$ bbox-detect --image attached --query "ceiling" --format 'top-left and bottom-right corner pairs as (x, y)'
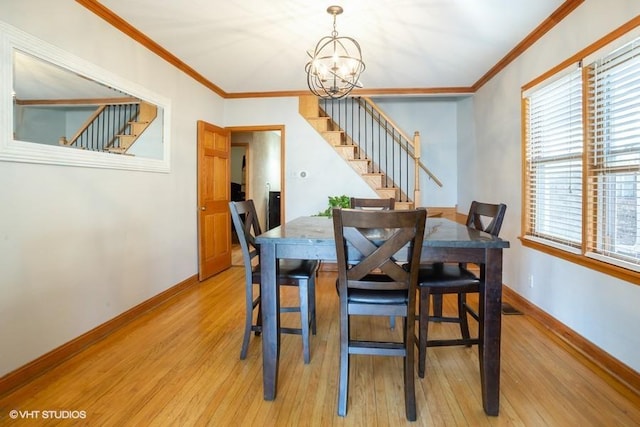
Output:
(89, 0), (571, 96)
(14, 50), (130, 102)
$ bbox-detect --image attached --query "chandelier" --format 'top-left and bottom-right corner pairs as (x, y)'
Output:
(305, 6), (365, 99)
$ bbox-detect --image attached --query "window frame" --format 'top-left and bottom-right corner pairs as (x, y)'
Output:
(520, 16), (640, 285)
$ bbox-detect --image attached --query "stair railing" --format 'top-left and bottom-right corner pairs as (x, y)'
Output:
(64, 103), (140, 153)
(320, 96), (442, 204)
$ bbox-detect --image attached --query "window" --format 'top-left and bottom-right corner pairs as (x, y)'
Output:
(585, 40), (640, 267)
(524, 67), (583, 250)
(523, 31), (640, 280)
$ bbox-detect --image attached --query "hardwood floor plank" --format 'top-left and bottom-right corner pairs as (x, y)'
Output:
(1, 269), (639, 426)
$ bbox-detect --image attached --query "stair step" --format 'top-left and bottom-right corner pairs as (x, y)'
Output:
(307, 117), (331, 132)
(362, 173), (384, 188)
(138, 101), (158, 122)
(105, 147), (133, 155)
(348, 159), (370, 174)
(334, 145), (357, 160)
(129, 122), (150, 131)
(299, 95), (320, 117)
(322, 131), (343, 146)
(376, 187), (399, 199)
(116, 134), (137, 149)
(395, 201), (415, 210)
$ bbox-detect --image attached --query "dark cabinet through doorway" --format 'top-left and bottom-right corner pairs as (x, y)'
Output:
(267, 191), (281, 230)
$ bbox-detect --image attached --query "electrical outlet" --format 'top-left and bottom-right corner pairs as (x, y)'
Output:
(529, 275), (534, 288)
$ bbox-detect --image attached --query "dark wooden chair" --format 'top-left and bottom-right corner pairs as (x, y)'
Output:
(349, 197), (397, 328)
(416, 201), (506, 377)
(349, 197), (395, 210)
(333, 207), (426, 421)
(229, 200), (319, 364)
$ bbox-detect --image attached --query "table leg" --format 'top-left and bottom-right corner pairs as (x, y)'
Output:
(261, 241), (280, 400)
(480, 248), (502, 415)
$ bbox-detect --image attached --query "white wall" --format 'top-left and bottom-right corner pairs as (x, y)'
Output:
(0, 1), (224, 376)
(467, 0), (640, 371)
(456, 96), (476, 212)
(372, 97), (459, 207)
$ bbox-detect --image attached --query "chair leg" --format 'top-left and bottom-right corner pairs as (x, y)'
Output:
(310, 275), (317, 335)
(404, 315), (417, 421)
(240, 279), (256, 360)
(255, 297), (262, 335)
(418, 287), (431, 378)
(432, 294), (443, 319)
(458, 292), (471, 346)
(338, 310), (349, 416)
(299, 279), (311, 364)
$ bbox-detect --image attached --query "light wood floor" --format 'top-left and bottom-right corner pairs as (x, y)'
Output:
(1, 267), (639, 426)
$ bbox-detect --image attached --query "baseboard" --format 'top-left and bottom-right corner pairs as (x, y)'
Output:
(0, 274), (199, 396)
(502, 285), (640, 397)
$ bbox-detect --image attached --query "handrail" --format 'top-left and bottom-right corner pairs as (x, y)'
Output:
(67, 105), (106, 146)
(319, 96), (443, 205)
(358, 97), (443, 187)
(64, 103), (140, 153)
(361, 97), (415, 150)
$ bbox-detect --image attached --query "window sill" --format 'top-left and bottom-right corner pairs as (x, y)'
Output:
(519, 236), (640, 286)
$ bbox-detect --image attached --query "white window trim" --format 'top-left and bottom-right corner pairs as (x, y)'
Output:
(522, 235), (582, 255)
(586, 252), (640, 273)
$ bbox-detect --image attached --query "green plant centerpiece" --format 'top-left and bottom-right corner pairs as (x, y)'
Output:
(317, 195), (350, 217)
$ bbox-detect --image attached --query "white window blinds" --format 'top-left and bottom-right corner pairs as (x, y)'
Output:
(524, 67), (583, 248)
(585, 38), (640, 267)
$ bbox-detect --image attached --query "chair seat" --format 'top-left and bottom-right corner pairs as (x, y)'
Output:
(348, 289), (408, 304)
(418, 264), (479, 290)
(253, 259), (319, 283)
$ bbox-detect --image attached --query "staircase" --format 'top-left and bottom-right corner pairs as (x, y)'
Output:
(299, 95), (441, 209)
(107, 101), (157, 154)
(61, 100), (157, 155)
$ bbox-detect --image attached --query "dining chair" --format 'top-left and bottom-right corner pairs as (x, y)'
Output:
(349, 197), (398, 329)
(333, 207), (426, 421)
(349, 197), (395, 210)
(416, 201), (507, 377)
(229, 200), (319, 364)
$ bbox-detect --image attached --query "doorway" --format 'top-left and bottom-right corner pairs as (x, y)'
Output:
(229, 125), (284, 230)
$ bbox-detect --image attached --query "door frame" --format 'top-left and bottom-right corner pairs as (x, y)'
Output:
(228, 125), (285, 223)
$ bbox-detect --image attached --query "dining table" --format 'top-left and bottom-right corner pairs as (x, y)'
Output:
(255, 215), (510, 416)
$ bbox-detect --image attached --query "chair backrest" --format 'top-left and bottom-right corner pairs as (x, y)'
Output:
(333, 208), (426, 293)
(350, 197), (395, 211)
(466, 201), (507, 237)
(229, 200), (262, 274)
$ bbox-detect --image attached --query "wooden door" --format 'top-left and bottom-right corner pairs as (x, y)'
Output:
(197, 120), (231, 280)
